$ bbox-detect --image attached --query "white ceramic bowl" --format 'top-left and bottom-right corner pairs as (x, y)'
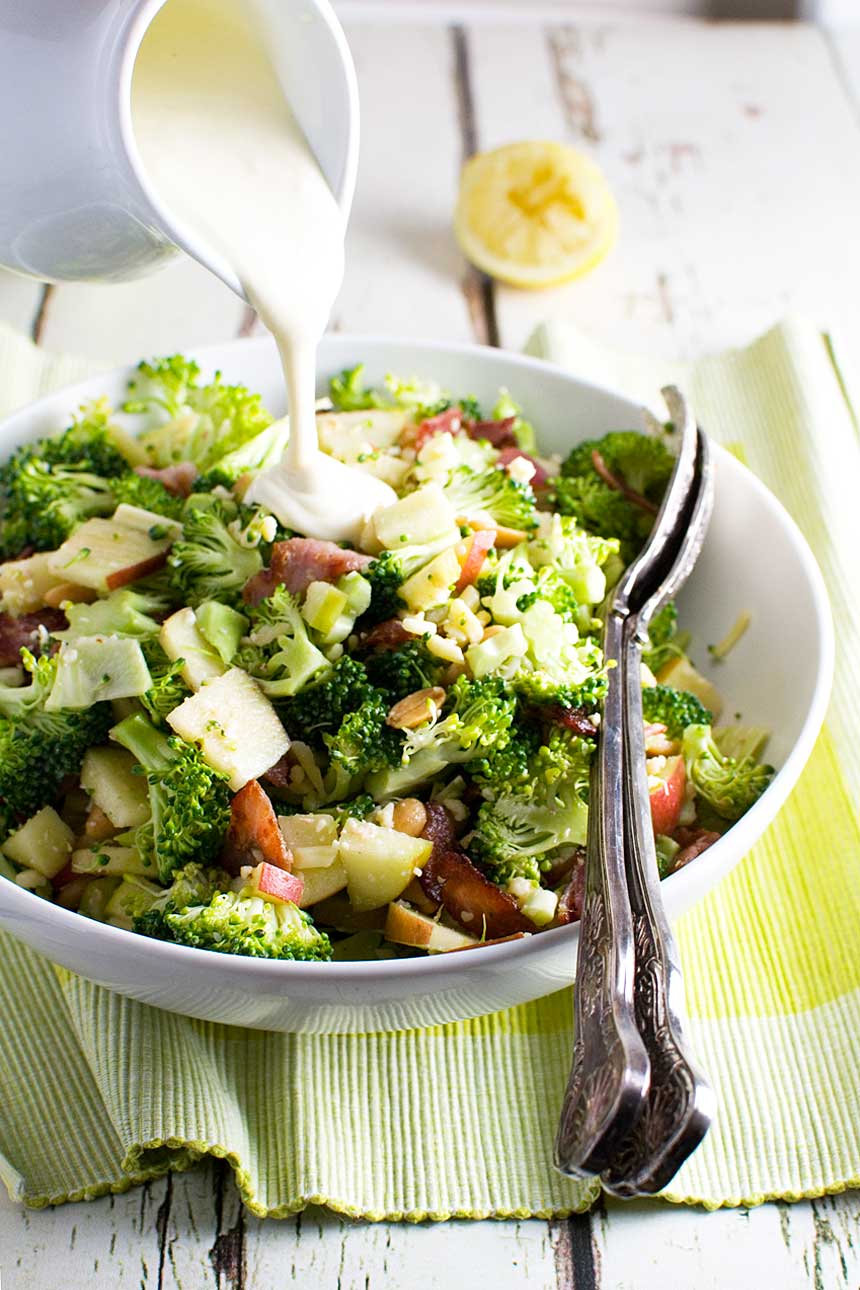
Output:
(0, 336), (834, 1033)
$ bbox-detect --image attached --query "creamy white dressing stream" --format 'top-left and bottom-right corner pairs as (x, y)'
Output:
(132, 0), (395, 543)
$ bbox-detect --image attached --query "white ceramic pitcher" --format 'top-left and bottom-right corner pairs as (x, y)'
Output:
(0, 0), (359, 293)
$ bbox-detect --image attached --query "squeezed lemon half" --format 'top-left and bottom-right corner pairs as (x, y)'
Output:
(454, 140), (618, 290)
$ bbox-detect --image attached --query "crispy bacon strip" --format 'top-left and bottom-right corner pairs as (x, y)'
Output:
(466, 416), (518, 449)
(591, 449), (658, 515)
(134, 461), (198, 497)
(413, 407), (463, 451)
(670, 827), (721, 873)
(243, 537), (371, 606)
(221, 779), (292, 875)
(0, 608), (67, 666)
(361, 617), (412, 652)
(555, 858), (586, 926)
(418, 847), (533, 939)
(496, 445), (550, 490)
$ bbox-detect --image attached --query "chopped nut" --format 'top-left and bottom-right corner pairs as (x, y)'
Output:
(402, 614), (437, 637)
(386, 686), (446, 730)
(480, 624), (506, 642)
(392, 798), (428, 837)
(426, 634), (465, 664)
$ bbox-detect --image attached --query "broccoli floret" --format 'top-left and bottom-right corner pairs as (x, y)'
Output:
(469, 744), (591, 886)
(369, 675), (517, 796)
(642, 684), (712, 739)
(323, 692), (402, 776)
(514, 669), (608, 714)
(329, 364), (386, 412)
(236, 585), (329, 697)
(125, 356), (273, 472)
(53, 588), (165, 643)
(363, 639), (446, 702)
(516, 567), (581, 625)
(359, 551), (406, 627)
(441, 464), (537, 531)
(168, 499), (264, 608)
(468, 718), (541, 792)
(1, 458), (116, 552)
(552, 430), (675, 562)
(279, 655), (377, 744)
(161, 889), (332, 960)
(641, 601), (690, 674)
(131, 861), (233, 940)
(682, 723), (773, 821)
(110, 471), (186, 521)
(332, 792), (376, 823)
(111, 712), (231, 883)
(0, 399), (129, 491)
(196, 417), (292, 491)
(139, 642), (191, 725)
(0, 649), (113, 837)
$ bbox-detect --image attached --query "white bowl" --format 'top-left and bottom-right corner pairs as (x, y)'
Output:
(0, 336), (834, 1033)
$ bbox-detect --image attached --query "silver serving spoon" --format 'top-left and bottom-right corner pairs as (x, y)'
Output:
(555, 388), (715, 1189)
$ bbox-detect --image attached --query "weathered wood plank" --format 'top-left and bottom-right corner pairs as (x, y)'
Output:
(469, 21), (860, 357)
(593, 1191), (860, 1290)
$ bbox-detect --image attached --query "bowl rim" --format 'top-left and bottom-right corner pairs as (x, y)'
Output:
(0, 333), (836, 984)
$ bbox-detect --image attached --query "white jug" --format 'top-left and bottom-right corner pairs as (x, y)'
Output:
(0, 0), (359, 294)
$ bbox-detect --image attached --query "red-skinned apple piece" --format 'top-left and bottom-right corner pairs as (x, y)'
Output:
(249, 861), (303, 905)
(649, 754), (686, 837)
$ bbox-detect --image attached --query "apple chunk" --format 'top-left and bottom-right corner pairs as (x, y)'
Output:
(338, 819), (432, 912)
(384, 901), (478, 951)
(166, 668), (290, 791)
(47, 511), (178, 592)
(246, 861), (303, 906)
(298, 857), (349, 908)
(649, 754), (686, 837)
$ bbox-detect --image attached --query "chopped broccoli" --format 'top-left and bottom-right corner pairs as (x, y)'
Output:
(130, 861), (232, 939)
(641, 684), (712, 739)
(359, 551), (406, 626)
(468, 717), (541, 792)
(516, 567), (582, 626)
(1, 458), (116, 553)
(329, 364), (386, 412)
(195, 416), (292, 491)
(369, 675), (517, 796)
(441, 464), (537, 530)
(470, 768), (590, 886)
(168, 499), (264, 608)
(514, 669), (608, 714)
(363, 639), (445, 702)
(111, 712), (231, 883)
(682, 723), (773, 821)
(324, 692), (403, 776)
(279, 655), (376, 744)
(158, 888), (332, 960)
(125, 356), (273, 472)
(552, 430), (675, 562)
(110, 471), (186, 521)
(53, 588), (165, 642)
(641, 601), (689, 674)
(0, 649), (113, 837)
(237, 585), (329, 697)
(139, 641), (191, 725)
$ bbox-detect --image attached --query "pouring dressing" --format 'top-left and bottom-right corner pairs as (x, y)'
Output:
(132, 0), (395, 543)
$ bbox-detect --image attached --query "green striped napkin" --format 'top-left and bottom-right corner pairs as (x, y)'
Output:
(0, 317), (858, 1217)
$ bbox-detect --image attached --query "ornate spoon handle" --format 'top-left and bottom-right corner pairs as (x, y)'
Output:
(554, 610), (650, 1178)
(599, 621), (715, 1196)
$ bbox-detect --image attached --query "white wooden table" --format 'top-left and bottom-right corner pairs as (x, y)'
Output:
(1, 10), (859, 1287)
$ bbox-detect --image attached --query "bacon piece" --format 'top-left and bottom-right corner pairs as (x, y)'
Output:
(496, 446), (550, 491)
(418, 847), (533, 939)
(220, 779), (292, 876)
(466, 416), (518, 449)
(543, 844), (585, 890)
(243, 538), (372, 606)
(134, 461), (198, 497)
(0, 608), (67, 666)
(361, 617), (412, 652)
(413, 407), (463, 452)
(454, 529), (494, 595)
(591, 449), (658, 515)
(420, 802), (459, 857)
(670, 827), (721, 873)
(544, 704), (598, 738)
(555, 856), (586, 925)
(261, 752), (293, 792)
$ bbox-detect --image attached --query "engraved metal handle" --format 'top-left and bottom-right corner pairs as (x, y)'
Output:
(555, 391), (716, 1191)
(554, 611), (650, 1177)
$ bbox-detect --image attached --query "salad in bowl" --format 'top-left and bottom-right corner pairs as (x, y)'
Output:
(0, 355), (773, 965)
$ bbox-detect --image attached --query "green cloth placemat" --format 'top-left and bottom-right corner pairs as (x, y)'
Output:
(0, 317), (858, 1217)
